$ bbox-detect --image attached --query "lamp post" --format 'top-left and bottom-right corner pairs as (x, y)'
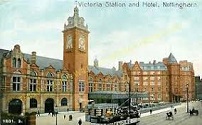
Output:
(128, 81), (131, 124)
(186, 84), (189, 113)
(55, 105), (58, 125)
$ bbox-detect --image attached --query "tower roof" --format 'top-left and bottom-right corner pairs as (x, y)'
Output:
(168, 53), (177, 63)
(64, 6), (88, 31)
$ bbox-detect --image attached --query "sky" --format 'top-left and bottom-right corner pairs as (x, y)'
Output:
(0, 0), (202, 76)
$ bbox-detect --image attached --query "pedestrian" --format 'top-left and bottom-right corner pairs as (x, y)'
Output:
(78, 119), (82, 125)
(52, 111), (55, 117)
(174, 108), (177, 114)
(150, 109), (152, 114)
(69, 115), (72, 121)
(37, 110), (40, 116)
(64, 115), (66, 119)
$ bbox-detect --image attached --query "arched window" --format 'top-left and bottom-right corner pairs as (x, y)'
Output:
(61, 98), (67, 106)
(13, 57), (16, 67)
(30, 98), (37, 108)
(17, 58), (21, 68)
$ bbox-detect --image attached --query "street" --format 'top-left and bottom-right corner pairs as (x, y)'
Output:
(140, 101), (202, 125)
(36, 101), (202, 125)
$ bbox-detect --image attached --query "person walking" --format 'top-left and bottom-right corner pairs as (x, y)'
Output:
(37, 110), (40, 116)
(150, 109), (152, 114)
(78, 119), (82, 125)
(174, 108), (177, 114)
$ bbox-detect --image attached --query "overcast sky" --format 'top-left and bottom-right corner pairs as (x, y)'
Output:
(0, 0), (202, 76)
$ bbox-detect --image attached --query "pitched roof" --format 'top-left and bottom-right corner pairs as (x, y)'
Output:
(127, 61), (167, 71)
(88, 66), (122, 77)
(139, 62), (167, 70)
(24, 54), (63, 71)
(0, 48), (122, 76)
(168, 53), (177, 63)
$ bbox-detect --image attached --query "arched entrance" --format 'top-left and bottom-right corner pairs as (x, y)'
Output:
(9, 99), (22, 115)
(45, 98), (54, 113)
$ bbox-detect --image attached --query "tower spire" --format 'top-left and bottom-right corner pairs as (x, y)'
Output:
(64, 6), (88, 31)
(74, 6), (79, 17)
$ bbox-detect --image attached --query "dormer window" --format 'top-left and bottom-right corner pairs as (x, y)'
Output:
(12, 57), (21, 68)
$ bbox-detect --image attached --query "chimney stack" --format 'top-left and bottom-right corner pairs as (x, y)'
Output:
(31, 51), (36, 64)
(118, 61), (123, 71)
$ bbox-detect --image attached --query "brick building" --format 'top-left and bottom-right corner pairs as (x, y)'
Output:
(0, 7), (195, 115)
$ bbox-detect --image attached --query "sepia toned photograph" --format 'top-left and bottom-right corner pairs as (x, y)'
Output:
(0, 0), (201, 125)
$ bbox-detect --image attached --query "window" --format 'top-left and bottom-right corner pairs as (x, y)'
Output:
(47, 72), (54, 92)
(106, 83), (111, 91)
(143, 82), (148, 85)
(47, 80), (53, 92)
(79, 81), (85, 92)
(150, 82), (155, 86)
(29, 71), (37, 92)
(13, 76), (20, 91)
(134, 77), (139, 81)
(29, 79), (37, 91)
(12, 58), (16, 67)
(143, 77), (148, 81)
(98, 83), (102, 91)
(62, 81), (67, 92)
(17, 58), (21, 68)
(61, 98), (67, 106)
(62, 75), (67, 92)
(12, 58), (21, 68)
(150, 77), (155, 80)
(114, 84), (118, 91)
(89, 83), (93, 92)
(30, 98), (37, 108)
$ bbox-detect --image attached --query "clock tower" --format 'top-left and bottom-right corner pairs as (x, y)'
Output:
(63, 7), (89, 110)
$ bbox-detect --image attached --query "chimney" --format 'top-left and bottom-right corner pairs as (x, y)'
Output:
(118, 61), (123, 71)
(94, 58), (98, 67)
(31, 51), (36, 64)
(153, 60), (156, 64)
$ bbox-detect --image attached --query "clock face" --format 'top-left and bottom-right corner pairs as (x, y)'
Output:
(67, 35), (72, 49)
(79, 36), (85, 50)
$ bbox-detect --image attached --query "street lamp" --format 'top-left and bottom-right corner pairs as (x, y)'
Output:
(186, 84), (189, 113)
(127, 81), (131, 124)
(55, 105), (58, 125)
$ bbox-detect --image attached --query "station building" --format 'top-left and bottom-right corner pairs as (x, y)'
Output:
(0, 7), (195, 115)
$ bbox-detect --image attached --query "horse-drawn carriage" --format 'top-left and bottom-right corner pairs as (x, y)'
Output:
(190, 108), (199, 116)
(166, 111), (174, 120)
